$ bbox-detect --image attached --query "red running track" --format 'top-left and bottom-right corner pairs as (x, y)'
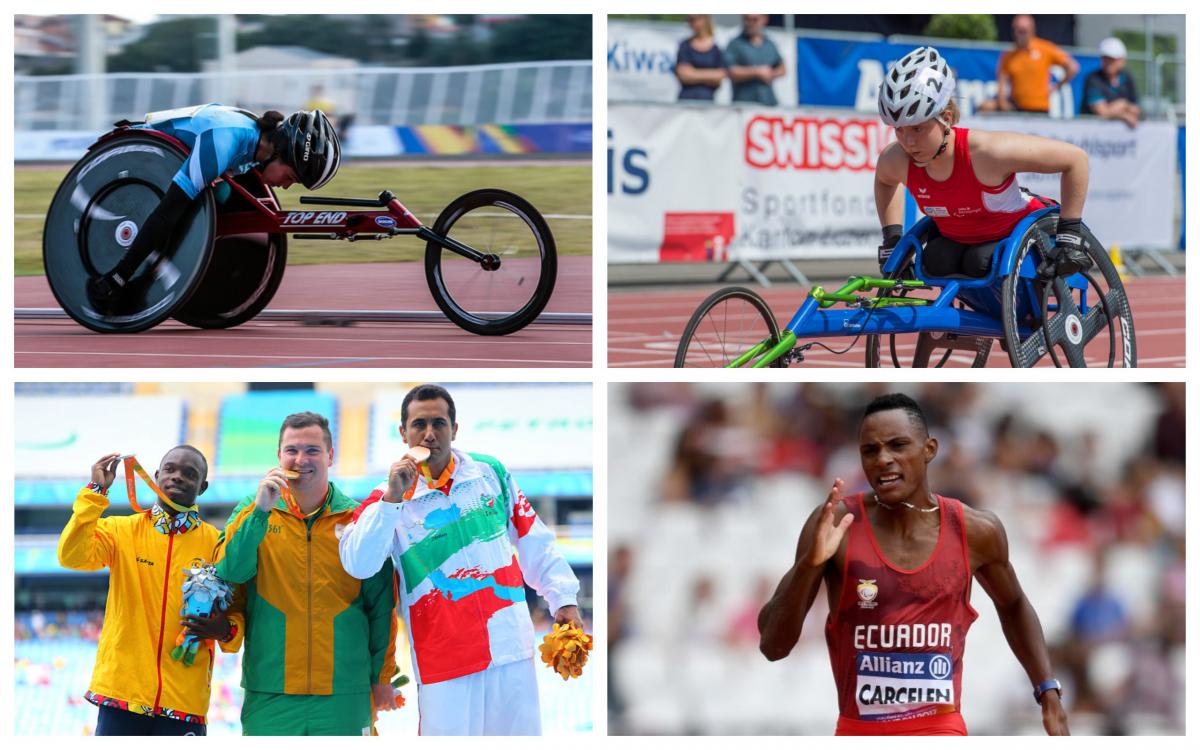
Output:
(16, 259), (592, 368)
(609, 276), (1183, 368)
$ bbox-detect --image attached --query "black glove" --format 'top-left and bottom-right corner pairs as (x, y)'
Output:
(877, 224), (903, 274)
(1046, 217), (1094, 277)
(85, 274), (125, 316)
(85, 270), (155, 317)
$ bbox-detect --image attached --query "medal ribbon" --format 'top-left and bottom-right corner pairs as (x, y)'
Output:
(279, 477), (330, 520)
(406, 455), (455, 499)
(122, 455), (196, 514)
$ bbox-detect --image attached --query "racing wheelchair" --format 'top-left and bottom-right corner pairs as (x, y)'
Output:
(674, 207), (1136, 368)
(42, 124), (557, 335)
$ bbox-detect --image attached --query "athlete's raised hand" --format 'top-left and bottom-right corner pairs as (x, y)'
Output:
(90, 453), (121, 491)
(801, 478), (853, 569)
(1041, 691), (1070, 735)
(758, 478), (851, 660)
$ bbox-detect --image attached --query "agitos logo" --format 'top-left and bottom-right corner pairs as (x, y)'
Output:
(744, 115), (894, 172)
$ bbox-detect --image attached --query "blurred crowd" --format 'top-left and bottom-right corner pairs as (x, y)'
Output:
(674, 14), (1141, 127)
(14, 610), (245, 735)
(15, 611), (104, 642)
(609, 382), (1184, 735)
(15, 604), (589, 736)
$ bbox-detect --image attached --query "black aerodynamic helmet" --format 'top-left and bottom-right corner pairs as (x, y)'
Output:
(279, 109), (341, 190)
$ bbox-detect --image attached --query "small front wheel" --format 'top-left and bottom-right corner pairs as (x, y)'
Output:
(424, 189), (557, 336)
(674, 287), (784, 367)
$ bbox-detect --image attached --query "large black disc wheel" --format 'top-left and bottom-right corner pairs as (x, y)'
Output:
(1002, 216), (1136, 368)
(42, 132), (215, 333)
(173, 233), (287, 329)
(175, 172), (287, 329)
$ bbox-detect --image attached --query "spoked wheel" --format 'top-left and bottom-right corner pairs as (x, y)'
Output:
(864, 268), (991, 368)
(425, 188), (556, 335)
(1002, 217), (1136, 367)
(674, 287), (784, 368)
(42, 133), (215, 333)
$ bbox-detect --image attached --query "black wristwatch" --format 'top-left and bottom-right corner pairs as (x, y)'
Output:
(1034, 678), (1062, 704)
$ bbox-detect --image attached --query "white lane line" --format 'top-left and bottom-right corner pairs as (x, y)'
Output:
(18, 350), (589, 365)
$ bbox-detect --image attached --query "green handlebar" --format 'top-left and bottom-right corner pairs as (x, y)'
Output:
(810, 276), (930, 309)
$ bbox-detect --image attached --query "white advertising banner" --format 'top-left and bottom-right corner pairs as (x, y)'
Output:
(609, 102), (1178, 263)
(608, 20), (797, 107)
(15, 130), (102, 162)
(962, 116), (1176, 249)
(15, 396), (186, 478)
(368, 384), (592, 473)
(609, 103), (891, 262)
(18, 126), (411, 161)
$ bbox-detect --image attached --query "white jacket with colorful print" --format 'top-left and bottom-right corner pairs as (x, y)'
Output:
(339, 449), (579, 684)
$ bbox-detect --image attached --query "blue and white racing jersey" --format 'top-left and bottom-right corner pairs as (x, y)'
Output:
(134, 104), (262, 199)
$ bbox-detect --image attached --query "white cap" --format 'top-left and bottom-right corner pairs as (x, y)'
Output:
(1099, 37), (1127, 60)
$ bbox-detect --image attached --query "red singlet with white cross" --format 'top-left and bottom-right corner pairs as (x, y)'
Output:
(905, 127), (1044, 244)
(824, 493), (978, 735)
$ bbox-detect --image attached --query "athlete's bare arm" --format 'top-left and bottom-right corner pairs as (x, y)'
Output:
(874, 143), (908, 228)
(965, 506), (1070, 736)
(969, 130), (1089, 220)
(758, 479), (854, 661)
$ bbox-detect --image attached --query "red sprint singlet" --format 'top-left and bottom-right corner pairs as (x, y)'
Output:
(825, 493), (978, 736)
(906, 127), (1045, 245)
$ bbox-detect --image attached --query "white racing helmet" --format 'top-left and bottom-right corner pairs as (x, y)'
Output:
(878, 46), (956, 127)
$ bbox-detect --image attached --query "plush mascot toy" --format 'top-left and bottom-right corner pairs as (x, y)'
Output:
(171, 564), (234, 666)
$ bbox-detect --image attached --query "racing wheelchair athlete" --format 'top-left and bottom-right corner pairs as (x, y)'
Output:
(675, 46), (1135, 368)
(43, 102), (557, 336)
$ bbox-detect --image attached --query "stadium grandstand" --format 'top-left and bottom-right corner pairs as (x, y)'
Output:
(608, 382), (1184, 735)
(14, 381), (593, 735)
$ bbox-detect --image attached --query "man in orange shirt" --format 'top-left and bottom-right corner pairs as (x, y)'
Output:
(979, 15), (1078, 114)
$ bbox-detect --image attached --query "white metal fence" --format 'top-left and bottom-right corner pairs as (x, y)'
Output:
(15, 61), (593, 131)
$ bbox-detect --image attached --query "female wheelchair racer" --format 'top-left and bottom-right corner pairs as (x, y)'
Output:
(675, 45), (1134, 368)
(83, 104), (339, 317)
(44, 102), (558, 336)
(874, 46), (1091, 286)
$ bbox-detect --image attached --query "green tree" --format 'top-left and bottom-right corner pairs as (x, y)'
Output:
(407, 27), (431, 62)
(237, 15), (360, 58)
(924, 14), (998, 42)
(490, 15), (592, 61)
(108, 17), (217, 72)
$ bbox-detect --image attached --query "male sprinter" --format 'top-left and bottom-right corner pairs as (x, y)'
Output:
(215, 412), (397, 735)
(58, 447), (240, 734)
(758, 393), (1069, 735)
(340, 384), (582, 735)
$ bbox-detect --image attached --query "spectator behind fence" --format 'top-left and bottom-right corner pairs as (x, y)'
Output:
(675, 15), (726, 101)
(978, 14), (1078, 115)
(306, 84), (356, 144)
(1082, 37), (1141, 129)
(724, 14), (785, 106)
